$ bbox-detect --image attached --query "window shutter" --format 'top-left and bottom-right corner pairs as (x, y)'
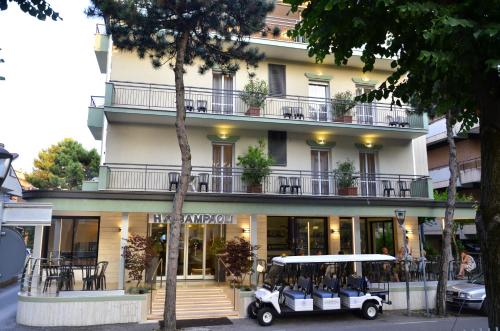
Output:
(268, 131), (287, 166)
(268, 64), (286, 97)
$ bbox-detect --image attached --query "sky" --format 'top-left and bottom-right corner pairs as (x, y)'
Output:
(0, 0), (105, 172)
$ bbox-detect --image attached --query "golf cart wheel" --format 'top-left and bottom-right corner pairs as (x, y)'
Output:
(247, 301), (258, 319)
(257, 307), (274, 326)
(362, 301), (379, 320)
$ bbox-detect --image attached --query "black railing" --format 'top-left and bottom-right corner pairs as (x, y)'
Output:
(103, 163), (430, 198)
(108, 81), (424, 129)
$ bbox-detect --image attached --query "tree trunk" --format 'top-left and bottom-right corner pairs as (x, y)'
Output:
(477, 94), (500, 329)
(163, 32), (191, 331)
(435, 110), (458, 316)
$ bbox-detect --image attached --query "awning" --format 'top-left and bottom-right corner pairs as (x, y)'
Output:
(2, 202), (53, 226)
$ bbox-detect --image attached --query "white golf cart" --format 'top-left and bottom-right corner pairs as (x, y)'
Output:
(248, 254), (395, 326)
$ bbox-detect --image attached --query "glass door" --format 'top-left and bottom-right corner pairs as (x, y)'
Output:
(212, 73), (234, 114)
(185, 224), (204, 278)
(311, 149), (330, 195)
(356, 85), (374, 124)
(212, 144), (233, 193)
(308, 82), (329, 121)
(294, 218), (327, 256)
(359, 151), (377, 196)
(370, 221), (395, 255)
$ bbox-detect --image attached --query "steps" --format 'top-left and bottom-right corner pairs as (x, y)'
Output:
(148, 284), (239, 320)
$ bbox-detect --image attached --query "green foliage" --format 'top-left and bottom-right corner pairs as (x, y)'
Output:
(87, 0), (274, 75)
(332, 90), (356, 116)
(433, 189), (475, 202)
(123, 234), (157, 287)
(285, 0), (500, 129)
(237, 139), (273, 186)
(0, 0), (61, 20)
(335, 159), (356, 188)
(26, 138), (100, 190)
(240, 77), (268, 108)
(209, 237), (226, 255)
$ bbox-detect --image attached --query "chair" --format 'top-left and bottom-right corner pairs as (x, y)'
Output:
(278, 176), (289, 194)
(82, 264), (97, 291)
(168, 172), (180, 191)
(282, 106), (292, 119)
(289, 177), (302, 195)
(292, 107), (304, 120)
(197, 100), (207, 113)
(382, 180), (395, 197)
(398, 180), (411, 197)
(42, 263), (61, 293)
(185, 99), (194, 112)
(387, 115), (399, 127)
(198, 173), (210, 192)
(397, 116), (410, 127)
(95, 261), (108, 290)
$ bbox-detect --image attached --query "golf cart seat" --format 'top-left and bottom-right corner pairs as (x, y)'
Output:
(339, 275), (367, 297)
(313, 289), (338, 298)
(313, 275), (339, 298)
(283, 276), (312, 299)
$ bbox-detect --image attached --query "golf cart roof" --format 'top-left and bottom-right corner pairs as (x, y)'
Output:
(272, 254), (396, 265)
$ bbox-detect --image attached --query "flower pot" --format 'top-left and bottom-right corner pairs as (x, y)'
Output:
(335, 115), (352, 123)
(245, 106), (261, 116)
(338, 187), (358, 196)
(246, 184), (262, 193)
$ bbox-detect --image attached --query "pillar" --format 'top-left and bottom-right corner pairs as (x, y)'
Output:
(32, 225), (44, 278)
(52, 218), (61, 258)
(328, 216), (340, 254)
(352, 216), (362, 275)
(118, 212), (129, 290)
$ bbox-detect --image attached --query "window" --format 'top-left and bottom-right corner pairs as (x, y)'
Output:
(268, 64), (286, 97)
(52, 217), (100, 264)
(268, 131), (287, 166)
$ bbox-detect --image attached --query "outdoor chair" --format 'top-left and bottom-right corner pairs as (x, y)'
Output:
(292, 106), (304, 120)
(282, 106), (292, 119)
(278, 176), (289, 194)
(42, 263), (62, 293)
(197, 100), (207, 113)
(387, 115), (399, 127)
(185, 99), (194, 112)
(198, 173), (210, 192)
(398, 181), (411, 197)
(397, 116), (410, 127)
(290, 177), (302, 195)
(168, 172), (180, 191)
(82, 264), (98, 291)
(95, 261), (108, 290)
(382, 180), (395, 197)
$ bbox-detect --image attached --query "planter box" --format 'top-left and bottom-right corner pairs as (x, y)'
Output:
(334, 115), (352, 123)
(245, 106), (261, 116)
(246, 184), (262, 193)
(338, 187), (357, 196)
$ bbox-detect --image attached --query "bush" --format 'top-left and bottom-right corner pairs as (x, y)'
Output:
(222, 237), (258, 286)
(237, 139), (273, 186)
(240, 78), (268, 108)
(335, 159), (357, 188)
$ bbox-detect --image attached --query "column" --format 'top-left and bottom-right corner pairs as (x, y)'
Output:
(328, 216), (340, 254)
(52, 218), (61, 258)
(250, 214), (258, 286)
(118, 212), (129, 290)
(352, 216), (362, 275)
(32, 225), (44, 279)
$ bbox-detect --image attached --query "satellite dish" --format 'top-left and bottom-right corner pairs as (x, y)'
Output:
(0, 227), (27, 283)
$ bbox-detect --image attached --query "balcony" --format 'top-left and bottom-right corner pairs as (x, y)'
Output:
(94, 23), (109, 74)
(101, 81), (426, 137)
(87, 96), (105, 140)
(458, 157), (481, 184)
(99, 163), (431, 199)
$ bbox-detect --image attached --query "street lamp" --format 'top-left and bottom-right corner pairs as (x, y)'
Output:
(0, 143), (15, 188)
(395, 209), (410, 316)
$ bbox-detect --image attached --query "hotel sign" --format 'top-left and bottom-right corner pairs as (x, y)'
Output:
(149, 213), (235, 224)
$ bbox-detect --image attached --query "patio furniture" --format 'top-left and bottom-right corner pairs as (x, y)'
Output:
(197, 100), (207, 113)
(42, 262), (62, 293)
(382, 180), (395, 197)
(82, 264), (98, 291)
(398, 180), (411, 197)
(282, 106), (292, 119)
(278, 176), (289, 194)
(290, 177), (302, 195)
(198, 173), (210, 192)
(185, 99), (194, 112)
(397, 116), (410, 127)
(95, 261), (109, 290)
(387, 115), (399, 127)
(292, 106), (304, 120)
(168, 172), (180, 191)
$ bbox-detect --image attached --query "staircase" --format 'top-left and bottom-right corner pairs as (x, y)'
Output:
(148, 283), (239, 320)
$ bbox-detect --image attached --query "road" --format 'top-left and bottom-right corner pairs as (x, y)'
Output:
(0, 282), (19, 330)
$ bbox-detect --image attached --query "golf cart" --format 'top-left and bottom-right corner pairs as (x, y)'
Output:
(248, 254), (395, 326)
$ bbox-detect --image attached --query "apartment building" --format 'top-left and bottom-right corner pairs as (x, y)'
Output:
(24, 3), (475, 290)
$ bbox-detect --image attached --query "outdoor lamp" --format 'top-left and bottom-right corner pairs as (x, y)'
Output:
(0, 143), (16, 188)
(395, 209), (406, 226)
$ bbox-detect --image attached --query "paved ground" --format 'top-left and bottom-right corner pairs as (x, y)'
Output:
(0, 282), (488, 331)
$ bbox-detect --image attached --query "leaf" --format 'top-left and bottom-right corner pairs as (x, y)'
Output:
(325, 0), (334, 11)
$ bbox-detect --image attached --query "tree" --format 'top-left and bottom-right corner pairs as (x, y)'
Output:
(123, 234), (157, 288)
(0, 0), (61, 20)
(222, 237), (258, 286)
(286, 0), (500, 325)
(26, 138), (100, 190)
(86, 2), (274, 329)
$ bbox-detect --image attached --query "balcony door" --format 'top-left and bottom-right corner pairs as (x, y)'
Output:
(212, 73), (234, 114)
(356, 85), (374, 125)
(359, 151), (377, 196)
(308, 82), (329, 121)
(212, 144), (233, 193)
(311, 149), (330, 195)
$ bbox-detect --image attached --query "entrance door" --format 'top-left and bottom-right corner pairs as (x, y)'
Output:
(370, 221), (395, 255)
(294, 218), (327, 256)
(212, 73), (234, 114)
(311, 150), (330, 195)
(308, 82), (329, 121)
(359, 151), (377, 196)
(356, 85), (374, 124)
(212, 144), (233, 193)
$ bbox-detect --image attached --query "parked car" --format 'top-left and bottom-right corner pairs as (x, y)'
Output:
(446, 275), (486, 315)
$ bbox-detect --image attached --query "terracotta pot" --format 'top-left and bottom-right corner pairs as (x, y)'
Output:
(246, 184), (262, 193)
(245, 106), (261, 116)
(335, 115), (352, 123)
(338, 187), (358, 196)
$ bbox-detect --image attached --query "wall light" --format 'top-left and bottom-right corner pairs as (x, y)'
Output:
(317, 138), (326, 145)
(330, 229), (338, 234)
(406, 229), (413, 235)
(219, 133), (228, 140)
(365, 142), (373, 148)
(242, 228), (250, 234)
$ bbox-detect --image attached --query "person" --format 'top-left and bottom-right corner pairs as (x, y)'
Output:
(297, 249), (305, 256)
(457, 250), (476, 279)
(381, 247), (392, 282)
(405, 236), (413, 257)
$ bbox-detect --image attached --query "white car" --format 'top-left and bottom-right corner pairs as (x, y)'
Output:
(447, 275), (487, 315)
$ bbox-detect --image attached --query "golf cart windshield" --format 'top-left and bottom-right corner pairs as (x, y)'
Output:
(264, 264), (283, 289)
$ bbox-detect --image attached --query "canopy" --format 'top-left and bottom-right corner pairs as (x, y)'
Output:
(272, 254), (396, 265)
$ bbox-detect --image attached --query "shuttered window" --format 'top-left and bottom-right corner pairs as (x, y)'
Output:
(268, 131), (287, 166)
(268, 64), (286, 97)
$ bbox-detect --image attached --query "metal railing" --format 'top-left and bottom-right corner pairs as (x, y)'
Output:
(458, 157), (481, 171)
(107, 81), (424, 129)
(102, 163), (430, 198)
(96, 23), (106, 35)
(90, 96), (105, 107)
(217, 255), (237, 310)
(149, 259), (163, 314)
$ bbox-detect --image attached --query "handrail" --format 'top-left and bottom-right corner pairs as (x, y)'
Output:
(149, 258), (163, 314)
(217, 254), (238, 310)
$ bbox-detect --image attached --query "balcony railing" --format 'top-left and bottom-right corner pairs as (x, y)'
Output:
(102, 163), (430, 198)
(107, 81), (425, 129)
(90, 96), (105, 108)
(458, 157), (481, 184)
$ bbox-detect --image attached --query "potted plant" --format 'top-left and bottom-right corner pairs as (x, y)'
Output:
(237, 139), (273, 193)
(123, 234), (157, 291)
(335, 159), (358, 196)
(240, 77), (268, 116)
(332, 91), (356, 123)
